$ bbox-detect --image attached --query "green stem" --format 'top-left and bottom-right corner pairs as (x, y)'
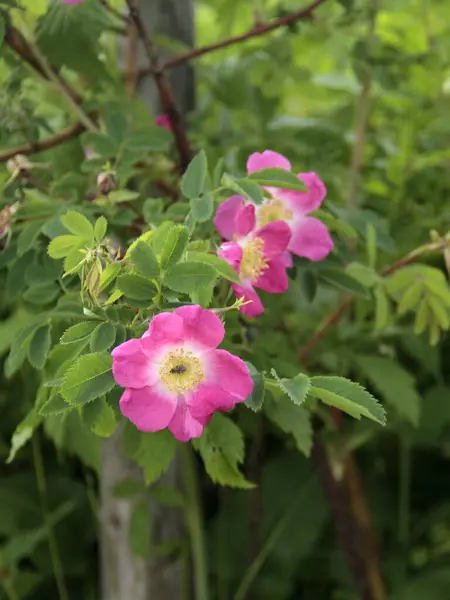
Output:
(32, 434), (70, 600)
(181, 444), (209, 600)
(398, 437), (411, 546)
(234, 479), (313, 600)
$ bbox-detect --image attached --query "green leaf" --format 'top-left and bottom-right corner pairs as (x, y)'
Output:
(181, 150), (208, 199)
(132, 429), (177, 485)
(17, 222), (42, 256)
(39, 395), (73, 417)
(61, 211), (94, 239)
(60, 321), (98, 345)
(7, 410), (41, 464)
(129, 501), (150, 559)
(61, 353), (115, 406)
(23, 282), (60, 306)
(355, 355), (421, 426)
(397, 282), (423, 315)
(164, 261), (216, 293)
(193, 414), (253, 489)
(345, 262), (381, 287)
(118, 273), (157, 300)
(221, 174), (264, 204)
(105, 111), (128, 142)
(190, 192), (213, 222)
(83, 398), (117, 437)
(248, 167), (307, 191)
(320, 268), (370, 298)
(127, 125), (172, 151)
(5, 321), (42, 377)
(265, 395), (312, 456)
(100, 263), (121, 291)
(28, 324), (52, 370)
(186, 251), (240, 284)
(131, 242), (160, 278)
(159, 225), (189, 269)
(309, 376), (386, 425)
(245, 362), (265, 412)
(81, 132), (118, 158)
(374, 286), (390, 330)
(94, 216), (107, 242)
(108, 190), (140, 203)
(272, 371), (311, 406)
(90, 322), (116, 353)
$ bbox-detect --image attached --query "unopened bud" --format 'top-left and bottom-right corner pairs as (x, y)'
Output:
(6, 154), (32, 175)
(97, 172), (117, 195)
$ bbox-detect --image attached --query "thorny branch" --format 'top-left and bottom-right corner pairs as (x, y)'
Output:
(125, 0), (192, 172)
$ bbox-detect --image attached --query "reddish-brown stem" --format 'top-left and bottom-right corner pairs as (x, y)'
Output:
(125, 0), (192, 172)
(0, 121), (86, 163)
(137, 0), (330, 77)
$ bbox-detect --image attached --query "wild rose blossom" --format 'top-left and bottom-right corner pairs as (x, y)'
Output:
(218, 203), (291, 317)
(112, 306), (253, 442)
(214, 150), (334, 265)
(155, 114), (171, 130)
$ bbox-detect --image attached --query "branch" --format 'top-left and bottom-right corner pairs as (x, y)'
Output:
(0, 121), (86, 163)
(299, 239), (450, 365)
(125, 0), (192, 172)
(137, 0), (330, 76)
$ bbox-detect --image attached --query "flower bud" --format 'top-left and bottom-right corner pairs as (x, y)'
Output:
(97, 172), (117, 195)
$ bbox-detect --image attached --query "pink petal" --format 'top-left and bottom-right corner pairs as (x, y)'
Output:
(112, 339), (154, 389)
(218, 242), (243, 271)
(274, 172), (326, 215)
(168, 403), (208, 442)
(247, 150), (291, 174)
(208, 349), (254, 399)
(155, 114), (171, 131)
(231, 283), (264, 317)
(119, 387), (177, 432)
(174, 305), (225, 350)
(213, 195), (244, 240)
(254, 257), (289, 293)
(289, 216), (334, 262)
(187, 382), (240, 419)
(141, 312), (184, 357)
(235, 204), (256, 238)
(255, 221), (291, 258)
(282, 251), (293, 268)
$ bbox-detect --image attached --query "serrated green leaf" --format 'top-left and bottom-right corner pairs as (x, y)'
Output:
(245, 362), (265, 412)
(186, 251), (240, 284)
(164, 261), (216, 293)
(131, 242), (160, 278)
(248, 167), (307, 191)
(90, 322), (116, 353)
(28, 324), (52, 370)
(83, 398), (117, 437)
(7, 410), (41, 464)
(94, 216), (107, 242)
(61, 353), (115, 406)
(17, 222), (42, 257)
(100, 262), (121, 291)
(273, 371), (310, 406)
(5, 321), (43, 377)
(61, 211), (94, 239)
(320, 268), (370, 298)
(221, 174), (264, 204)
(47, 235), (83, 259)
(60, 321), (98, 345)
(39, 395), (73, 417)
(190, 192), (213, 222)
(127, 125), (172, 151)
(355, 355), (421, 425)
(131, 429), (177, 485)
(23, 282), (60, 306)
(117, 274), (157, 300)
(181, 150), (207, 199)
(309, 376), (386, 425)
(189, 282), (215, 307)
(193, 414), (253, 489)
(265, 395), (312, 456)
(159, 225), (189, 269)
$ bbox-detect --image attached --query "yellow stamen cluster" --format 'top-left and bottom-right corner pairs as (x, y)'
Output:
(240, 237), (268, 281)
(159, 349), (204, 394)
(258, 197), (293, 227)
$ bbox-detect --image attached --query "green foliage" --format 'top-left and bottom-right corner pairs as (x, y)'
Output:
(124, 425), (177, 485)
(61, 353), (115, 405)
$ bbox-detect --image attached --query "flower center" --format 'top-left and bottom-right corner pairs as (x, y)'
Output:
(159, 348), (204, 394)
(258, 197), (293, 227)
(239, 237), (268, 281)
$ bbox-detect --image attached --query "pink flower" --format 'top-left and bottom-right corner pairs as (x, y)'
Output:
(112, 306), (253, 442)
(155, 114), (171, 131)
(214, 150), (334, 263)
(218, 204), (291, 317)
